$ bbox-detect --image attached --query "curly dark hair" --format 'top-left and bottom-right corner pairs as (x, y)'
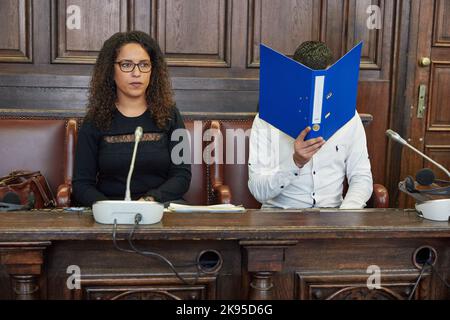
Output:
(85, 31), (175, 130)
(293, 41), (333, 70)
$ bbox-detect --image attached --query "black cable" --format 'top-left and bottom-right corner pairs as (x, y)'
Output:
(112, 218), (200, 268)
(429, 263), (450, 289)
(407, 260), (450, 299)
(111, 214), (202, 285)
(126, 217), (202, 285)
(408, 263), (430, 300)
(112, 219), (135, 253)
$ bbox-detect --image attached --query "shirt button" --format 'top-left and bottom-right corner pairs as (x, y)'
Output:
(294, 173), (298, 176)
(313, 171), (316, 175)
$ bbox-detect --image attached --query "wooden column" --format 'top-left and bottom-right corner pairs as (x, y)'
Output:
(240, 240), (297, 300)
(0, 242), (51, 300)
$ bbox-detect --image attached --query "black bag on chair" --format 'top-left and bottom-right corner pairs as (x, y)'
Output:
(0, 170), (55, 211)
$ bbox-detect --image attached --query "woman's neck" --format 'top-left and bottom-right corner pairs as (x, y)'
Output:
(115, 96), (148, 117)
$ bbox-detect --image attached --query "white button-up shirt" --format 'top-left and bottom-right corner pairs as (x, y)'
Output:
(248, 112), (373, 209)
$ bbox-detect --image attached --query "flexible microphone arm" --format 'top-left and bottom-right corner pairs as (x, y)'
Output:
(386, 129), (450, 178)
(125, 127), (143, 201)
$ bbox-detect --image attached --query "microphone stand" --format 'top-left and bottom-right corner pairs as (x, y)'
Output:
(386, 129), (450, 178)
(125, 127), (143, 201)
(387, 129), (450, 222)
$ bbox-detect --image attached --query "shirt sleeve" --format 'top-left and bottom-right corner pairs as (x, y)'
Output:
(72, 120), (109, 206)
(340, 113), (373, 209)
(144, 107), (192, 203)
(248, 114), (300, 204)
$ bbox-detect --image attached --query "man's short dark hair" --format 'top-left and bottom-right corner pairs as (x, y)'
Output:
(293, 41), (333, 70)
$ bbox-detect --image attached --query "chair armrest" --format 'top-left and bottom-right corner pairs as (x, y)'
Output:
(56, 119), (77, 208)
(208, 120), (232, 204)
(64, 119), (78, 185)
(212, 184), (232, 204)
(371, 183), (389, 208)
(56, 183), (71, 207)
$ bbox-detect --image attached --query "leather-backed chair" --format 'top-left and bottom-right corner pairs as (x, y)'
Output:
(209, 118), (389, 209)
(209, 120), (261, 208)
(0, 117), (77, 207)
(182, 119), (209, 205)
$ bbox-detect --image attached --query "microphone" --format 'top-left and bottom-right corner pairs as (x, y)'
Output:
(125, 126), (143, 201)
(386, 129), (450, 178)
(416, 168), (450, 186)
(92, 126), (164, 225)
(385, 129), (408, 145)
(416, 168), (435, 186)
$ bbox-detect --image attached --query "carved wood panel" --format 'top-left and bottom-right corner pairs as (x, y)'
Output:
(69, 275), (218, 300)
(248, 0), (388, 72)
(347, 0), (384, 70)
(0, 0), (32, 63)
(322, 0), (347, 61)
(296, 270), (431, 300)
(156, 0), (231, 67)
(424, 145), (450, 180)
(433, 0), (450, 47)
(428, 62), (450, 130)
(51, 0), (133, 64)
(247, 0), (321, 67)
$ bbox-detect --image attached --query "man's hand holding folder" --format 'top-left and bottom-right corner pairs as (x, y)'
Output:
(293, 126), (326, 168)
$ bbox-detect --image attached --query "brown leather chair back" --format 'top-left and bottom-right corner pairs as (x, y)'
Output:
(213, 119), (261, 209)
(0, 118), (73, 198)
(182, 119), (209, 205)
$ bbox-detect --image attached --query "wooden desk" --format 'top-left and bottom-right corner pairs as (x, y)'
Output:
(0, 209), (449, 300)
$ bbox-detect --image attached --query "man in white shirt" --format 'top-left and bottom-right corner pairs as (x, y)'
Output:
(248, 41), (373, 209)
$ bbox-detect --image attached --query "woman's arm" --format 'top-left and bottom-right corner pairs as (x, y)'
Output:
(144, 108), (192, 203)
(72, 121), (108, 206)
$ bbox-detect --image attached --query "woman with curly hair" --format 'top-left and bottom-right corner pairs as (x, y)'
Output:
(72, 31), (191, 206)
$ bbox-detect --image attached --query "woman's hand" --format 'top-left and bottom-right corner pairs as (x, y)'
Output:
(138, 196), (155, 201)
(293, 126), (326, 168)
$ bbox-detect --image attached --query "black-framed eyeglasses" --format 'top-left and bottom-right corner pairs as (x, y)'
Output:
(115, 60), (152, 73)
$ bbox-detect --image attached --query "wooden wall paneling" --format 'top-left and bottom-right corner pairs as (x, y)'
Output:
(433, 0), (450, 47)
(0, 0), (32, 63)
(51, 0), (134, 64)
(133, 0), (152, 36)
(424, 145), (450, 181)
(394, 0), (450, 208)
(157, 0), (232, 67)
(428, 61), (450, 131)
(321, 0), (347, 60)
(356, 81), (390, 187)
(247, 0), (321, 68)
(296, 271), (431, 300)
(347, 0), (384, 70)
(385, 0), (412, 207)
(399, 0), (435, 205)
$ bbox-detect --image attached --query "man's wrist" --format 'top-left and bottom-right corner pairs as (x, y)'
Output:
(293, 155), (304, 168)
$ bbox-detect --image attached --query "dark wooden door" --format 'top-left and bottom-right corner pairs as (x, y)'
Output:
(396, 0), (450, 208)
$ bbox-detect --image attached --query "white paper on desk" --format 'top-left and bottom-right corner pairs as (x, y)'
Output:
(168, 203), (246, 213)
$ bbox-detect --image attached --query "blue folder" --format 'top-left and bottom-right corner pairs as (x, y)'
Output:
(259, 42), (363, 140)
